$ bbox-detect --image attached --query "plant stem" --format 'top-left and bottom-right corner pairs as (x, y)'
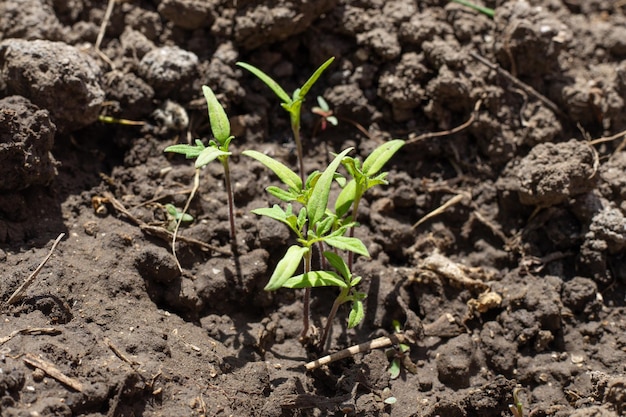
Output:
(300, 252), (312, 341)
(221, 158), (237, 247)
(318, 293), (345, 350)
(291, 120), (305, 184)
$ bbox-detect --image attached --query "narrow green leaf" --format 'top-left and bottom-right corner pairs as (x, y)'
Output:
(324, 235), (369, 257)
(264, 245), (308, 291)
(323, 251), (350, 280)
(315, 214), (335, 236)
(164, 143), (204, 159)
(195, 147), (230, 168)
(335, 179), (357, 218)
(298, 57), (335, 101)
(308, 147), (353, 226)
(362, 139), (405, 177)
(236, 62), (291, 104)
(266, 186), (298, 202)
(251, 204), (287, 223)
(202, 85), (231, 144)
(242, 150), (302, 191)
(283, 271), (347, 289)
(297, 207), (307, 230)
(348, 299), (364, 328)
(388, 359), (401, 379)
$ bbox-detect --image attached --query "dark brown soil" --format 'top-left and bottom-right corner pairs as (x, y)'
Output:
(2, 1), (626, 416)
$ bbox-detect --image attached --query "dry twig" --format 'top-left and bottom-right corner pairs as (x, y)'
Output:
(23, 353), (84, 392)
(0, 327), (61, 346)
(5, 233), (65, 306)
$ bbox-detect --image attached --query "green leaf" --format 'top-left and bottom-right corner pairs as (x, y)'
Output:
(324, 235), (369, 257)
(236, 62), (291, 104)
(251, 204), (288, 223)
(362, 139), (405, 177)
(202, 85), (231, 144)
(195, 146), (230, 168)
(315, 214), (335, 236)
(264, 245), (308, 291)
(297, 207), (307, 230)
(164, 143), (204, 159)
(283, 271), (347, 289)
(308, 147), (353, 226)
(348, 299), (364, 328)
(297, 57), (335, 101)
(323, 251), (350, 280)
(335, 179), (357, 218)
(266, 186), (298, 202)
(388, 359), (401, 379)
(242, 150), (302, 191)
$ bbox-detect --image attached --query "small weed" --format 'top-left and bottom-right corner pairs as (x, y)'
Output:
(164, 204), (193, 232)
(164, 85), (237, 269)
(237, 57), (335, 182)
(386, 320), (417, 379)
(451, 0), (495, 18)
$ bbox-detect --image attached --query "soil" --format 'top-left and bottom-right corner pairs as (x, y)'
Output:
(2, 0), (626, 416)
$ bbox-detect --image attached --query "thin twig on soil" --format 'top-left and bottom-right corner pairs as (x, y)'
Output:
(469, 52), (567, 120)
(0, 328), (61, 346)
(5, 233), (65, 306)
(406, 99), (482, 145)
(304, 332), (415, 371)
(94, 0), (116, 68)
(105, 337), (140, 367)
(102, 191), (231, 256)
(23, 353), (84, 392)
(412, 192), (469, 229)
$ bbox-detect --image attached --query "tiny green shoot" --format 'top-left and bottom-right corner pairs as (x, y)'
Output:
(165, 204), (193, 232)
(237, 57), (335, 183)
(165, 85), (237, 269)
(311, 96), (338, 131)
(386, 320), (414, 379)
(450, 0), (495, 18)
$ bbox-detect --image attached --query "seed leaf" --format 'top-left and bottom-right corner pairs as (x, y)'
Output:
(264, 245), (308, 291)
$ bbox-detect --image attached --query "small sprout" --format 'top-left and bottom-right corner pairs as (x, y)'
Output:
(509, 387), (525, 417)
(311, 96), (338, 131)
(386, 320), (414, 379)
(237, 57), (335, 182)
(98, 115), (145, 126)
(451, 0), (495, 18)
(165, 204), (193, 232)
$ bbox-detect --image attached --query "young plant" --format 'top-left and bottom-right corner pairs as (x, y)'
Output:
(311, 95), (372, 140)
(451, 0), (495, 18)
(386, 320), (415, 379)
(164, 203), (193, 232)
(236, 57), (335, 183)
(243, 147), (369, 343)
(336, 139), (405, 269)
(164, 85), (236, 269)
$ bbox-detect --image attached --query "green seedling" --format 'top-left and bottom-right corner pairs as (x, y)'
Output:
(386, 320), (415, 379)
(165, 85), (236, 269)
(244, 147), (369, 343)
(451, 0), (495, 18)
(509, 387), (525, 417)
(311, 95), (373, 141)
(98, 114), (145, 126)
(336, 139), (405, 269)
(237, 57), (335, 183)
(165, 204), (193, 232)
(311, 96), (338, 131)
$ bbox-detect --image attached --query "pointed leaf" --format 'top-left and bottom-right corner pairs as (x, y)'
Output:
(335, 179), (357, 218)
(308, 147), (353, 226)
(195, 147), (230, 168)
(298, 57), (335, 101)
(164, 143), (204, 159)
(283, 271), (347, 289)
(362, 139), (405, 176)
(202, 85), (231, 144)
(264, 245), (308, 291)
(242, 150), (302, 191)
(323, 251), (350, 280)
(348, 299), (364, 328)
(324, 235), (369, 257)
(236, 62), (291, 104)
(266, 186), (298, 202)
(251, 204), (288, 223)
